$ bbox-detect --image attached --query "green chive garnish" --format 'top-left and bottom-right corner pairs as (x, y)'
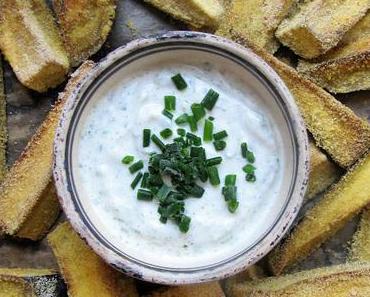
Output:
(243, 164), (256, 174)
(214, 140), (226, 151)
(246, 151), (255, 163)
(228, 199), (239, 213)
(179, 215), (191, 233)
(241, 142), (248, 158)
(246, 173), (256, 183)
(223, 186), (237, 201)
(151, 134), (166, 152)
(131, 172), (143, 189)
(191, 103), (206, 121)
(225, 174), (237, 186)
(190, 146), (206, 159)
(137, 189), (153, 201)
(187, 115), (198, 132)
(201, 89), (219, 110)
(160, 128), (173, 139)
(162, 109), (173, 120)
(143, 129), (151, 147)
(171, 73), (187, 90)
(121, 155), (134, 164)
(203, 119), (214, 142)
(208, 116), (215, 121)
(186, 132), (202, 146)
(156, 184), (172, 202)
(141, 172), (149, 188)
(164, 96), (176, 111)
(129, 160), (144, 174)
(175, 113), (188, 125)
(208, 166), (220, 186)
(213, 130), (228, 140)
(206, 157), (222, 167)
(177, 128), (186, 136)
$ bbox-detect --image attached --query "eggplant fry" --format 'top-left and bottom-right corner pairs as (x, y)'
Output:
(276, 0), (369, 59)
(0, 0), (70, 92)
(0, 59), (7, 182)
(216, 0), (297, 53)
(229, 262), (370, 297)
(305, 141), (341, 200)
(269, 152), (370, 275)
(0, 61), (95, 239)
(52, 0), (116, 67)
(145, 282), (224, 297)
(0, 268), (64, 297)
(298, 13), (370, 93)
(225, 33), (370, 168)
(349, 208), (370, 262)
(48, 222), (139, 297)
(143, 0), (225, 30)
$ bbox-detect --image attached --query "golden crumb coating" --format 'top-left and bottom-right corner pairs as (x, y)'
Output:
(0, 61), (95, 239)
(146, 282), (225, 297)
(0, 0), (70, 92)
(53, 0), (116, 67)
(349, 208), (370, 262)
(0, 60), (7, 183)
(217, 0), (297, 53)
(305, 141), (341, 200)
(298, 13), (370, 93)
(223, 266), (265, 296)
(269, 152), (370, 275)
(48, 222), (139, 297)
(229, 262), (370, 297)
(144, 0), (225, 30)
(276, 0), (369, 59)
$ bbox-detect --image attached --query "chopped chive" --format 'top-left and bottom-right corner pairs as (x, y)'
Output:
(151, 134), (166, 152)
(191, 103), (206, 121)
(131, 172), (143, 189)
(208, 166), (220, 186)
(213, 130), (228, 140)
(186, 132), (202, 146)
(137, 189), (153, 201)
(213, 140), (226, 151)
(143, 129), (151, 147)
(243, 164), (256, 174)
(223, 186), (237, 201)
(121, 155), (134, 164)
(246, 173), (256, 183)
(129, 160), (144, 174)
(206, 157), (223, 167)
(208, 116), (215, 121)
(187, 115), (198, 132)
(190, 146), (206, 159)
(241, 142), (248, 158)
(164, 96), (176, 111)
(156, 184), (172, 202)
(177, 128), (186, 136)
(225, 174), (237, 186)
(175, 113), (188, 125)
(246, 151), (255, 163)
(228, 199), (239, 213)
(187, 184), (205, 198)
(141, 172), (149, 188)
(171, 73), (187, 90)
(162, 109), (174, 120)
(201, 89), (219, 110)
(203, 119), (214, 142)
(160, 128), (173, 139)
(179, 215), (191, 233)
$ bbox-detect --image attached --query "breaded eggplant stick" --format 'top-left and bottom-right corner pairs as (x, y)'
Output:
(269, 152), (370, 275)
(0, 60), (7, 182)
(305, 141), (341, 200)
(143, 0), (225, 30)
(145, 282), (225, 297)
(229, 262), (370, 297)
(0, 61), (95, 239)
(48, 222), (139, 297)
(216, 0), (297, 53)
(53, 0), (116, 67)
(276, 0), (369, 59)
(0, 268), (64, 297)
(298, 13), (370, 93)
(227, 33), (370, 168)
(349, 208), (370, 262)
(0, 0), (70, 92)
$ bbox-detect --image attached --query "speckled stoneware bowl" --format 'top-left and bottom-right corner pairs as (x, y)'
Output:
(53, 31), (309, 285)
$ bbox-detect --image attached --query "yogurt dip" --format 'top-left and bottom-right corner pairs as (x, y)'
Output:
(76, 60), (286, 268)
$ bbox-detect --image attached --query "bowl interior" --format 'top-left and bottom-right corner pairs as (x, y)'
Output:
(56, 34), (307, 283)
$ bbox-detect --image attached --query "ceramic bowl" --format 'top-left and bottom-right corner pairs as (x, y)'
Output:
(53, 31), (309, 285)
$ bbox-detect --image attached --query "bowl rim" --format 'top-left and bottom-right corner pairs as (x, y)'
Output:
(53, 31), (309, 285)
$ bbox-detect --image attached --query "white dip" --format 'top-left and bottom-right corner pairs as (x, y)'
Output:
(76, 60), (286, 268)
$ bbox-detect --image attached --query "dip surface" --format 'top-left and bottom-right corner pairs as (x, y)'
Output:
(76, 60), (286, 268)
